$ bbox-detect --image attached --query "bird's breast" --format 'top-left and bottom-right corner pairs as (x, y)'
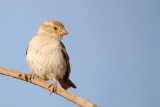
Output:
(26, 37), (66, 81)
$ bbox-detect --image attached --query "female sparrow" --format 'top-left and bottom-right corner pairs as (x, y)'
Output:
(26, 20), (76, 94)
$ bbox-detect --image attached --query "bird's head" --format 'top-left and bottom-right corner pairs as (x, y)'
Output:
(37, 20), (68, 40)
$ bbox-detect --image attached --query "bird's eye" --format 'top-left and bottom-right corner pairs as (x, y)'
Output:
(54, 27), (57, 30)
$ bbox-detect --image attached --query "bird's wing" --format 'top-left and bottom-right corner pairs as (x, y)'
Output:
(60, 41), (70, 82)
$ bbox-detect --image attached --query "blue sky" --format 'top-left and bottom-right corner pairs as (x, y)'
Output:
(0, 0), (160, 107)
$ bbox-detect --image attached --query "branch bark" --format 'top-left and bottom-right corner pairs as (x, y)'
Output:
(0, 67), (96, 107)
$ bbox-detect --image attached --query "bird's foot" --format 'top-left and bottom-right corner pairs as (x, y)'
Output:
(48, 79), (58, 95)
(28, 73), (35, 80)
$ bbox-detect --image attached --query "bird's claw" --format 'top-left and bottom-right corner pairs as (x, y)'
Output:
(48, 80), (58, 95)
(28, 73), (35, 80)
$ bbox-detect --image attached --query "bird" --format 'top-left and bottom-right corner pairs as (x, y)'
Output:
(26, 20), (76, 94)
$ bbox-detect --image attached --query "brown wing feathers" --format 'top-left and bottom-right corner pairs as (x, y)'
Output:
(60, 42), (70, 82)
(59, 42), (76, 89)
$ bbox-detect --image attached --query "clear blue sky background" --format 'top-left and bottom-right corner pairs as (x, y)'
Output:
(0, 0), (159, 107)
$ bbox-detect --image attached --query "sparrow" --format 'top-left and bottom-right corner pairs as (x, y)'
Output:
(26, 20), (76, 94)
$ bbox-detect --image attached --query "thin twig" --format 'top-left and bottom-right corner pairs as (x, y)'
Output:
(0, 67), (96, 107)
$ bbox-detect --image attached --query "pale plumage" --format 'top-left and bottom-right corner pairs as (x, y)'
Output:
(26, 20), (76, 94)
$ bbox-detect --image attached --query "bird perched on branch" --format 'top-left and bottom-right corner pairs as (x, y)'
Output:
(26, 20), (76, 94)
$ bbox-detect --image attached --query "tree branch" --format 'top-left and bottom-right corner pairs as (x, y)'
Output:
(0, 67), (96, 107)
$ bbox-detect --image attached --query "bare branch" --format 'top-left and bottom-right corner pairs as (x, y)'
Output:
(0, 67), (96, 107)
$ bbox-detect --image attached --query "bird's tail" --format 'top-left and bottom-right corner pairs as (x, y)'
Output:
(59, 79), (76, 90)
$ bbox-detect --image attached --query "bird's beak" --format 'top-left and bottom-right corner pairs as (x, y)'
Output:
(59, 29), (69, 35)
